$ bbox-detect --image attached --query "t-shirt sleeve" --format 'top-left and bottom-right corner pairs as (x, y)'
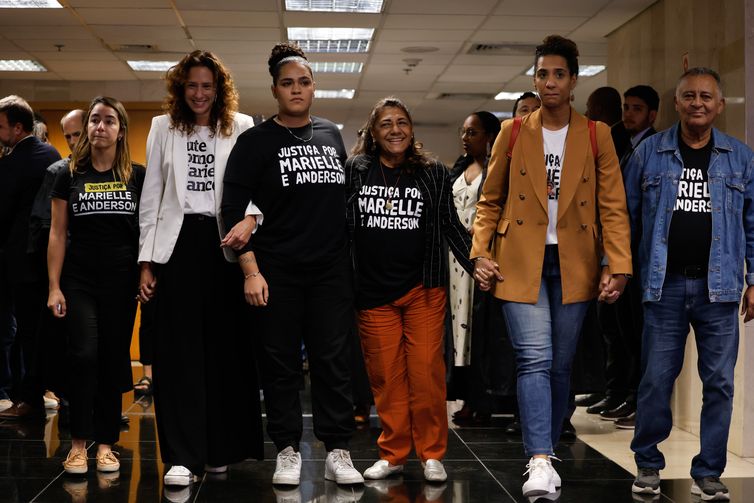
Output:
(49, 166), (72, 201)
(222, 130), (259, 254)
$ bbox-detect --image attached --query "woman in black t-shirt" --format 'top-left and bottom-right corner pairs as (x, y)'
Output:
(47, 96), (144, 475)
(345, 97), (473, 482)
(222, 43), (363, 487)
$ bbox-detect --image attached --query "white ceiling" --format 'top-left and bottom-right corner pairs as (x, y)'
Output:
(0, 0), (657, 151)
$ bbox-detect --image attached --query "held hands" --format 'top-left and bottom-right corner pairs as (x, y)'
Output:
(598, 266), (628, 304)
(473, 257), (504, 291)
(138, 263), (157, 303)
(740, 285), (754, 322)
(221, 215), (256, 250)
(47, 289), (66, 318)
(244, 273), (269, 306)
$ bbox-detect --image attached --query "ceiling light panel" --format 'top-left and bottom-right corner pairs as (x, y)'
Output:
(127, 60), (177, 72)
(495, 91), (529, 101)
(0, 0), (61, 7)
(0, 59), (47, 71)
(310, 61), (363, 73)
(315, 89), (355, 99)
(288, 27), (374, 40)
(285, 0), (383, 13)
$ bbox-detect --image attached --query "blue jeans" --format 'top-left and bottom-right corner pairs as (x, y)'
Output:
(631, 274), (738, 478)
(502, 246), (590, 456)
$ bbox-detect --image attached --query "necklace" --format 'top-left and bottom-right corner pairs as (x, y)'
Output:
(380, 163), (402, 210)
(277, 117), (314, 143)
(193, 125), (215, 145)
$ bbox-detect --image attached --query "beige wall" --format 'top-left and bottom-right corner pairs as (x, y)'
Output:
(608, 0), (752, 457)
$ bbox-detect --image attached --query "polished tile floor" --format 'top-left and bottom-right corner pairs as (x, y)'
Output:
(1, 386), (752, 502)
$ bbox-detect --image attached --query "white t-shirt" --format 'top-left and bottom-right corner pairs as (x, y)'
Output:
(543, 125), (568, 244)
(184, 126), (216, 216)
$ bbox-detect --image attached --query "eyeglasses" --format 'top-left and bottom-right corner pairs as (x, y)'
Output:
(459, 128), (480, 138)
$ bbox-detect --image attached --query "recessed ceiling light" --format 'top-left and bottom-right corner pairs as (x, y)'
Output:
(491, 111), (512, 120)
(0, 0), (61, 7)
(525, 64), (606, 77)
(580, 65), (606, 76)
(315, 89), (355, 99)
(285, 0), (383, 13)
(127, 60), (177, 72)
(335, 123), (344, 130)
(310, 62), (363, 73)
(495, 91), (529, 101)
(0, 59), (47, 71)
(289, 27), (374, 53)
(401, 46), (439, 53)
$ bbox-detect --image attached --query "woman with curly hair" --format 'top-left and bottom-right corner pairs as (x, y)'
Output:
(47, 96), (144, 475)
(346, 97), (472, 482)
(222, 43), (363, 487)
(138, 50), (263, 487)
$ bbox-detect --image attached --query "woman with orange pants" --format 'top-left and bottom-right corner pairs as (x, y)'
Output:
(346, 97), (472, 482)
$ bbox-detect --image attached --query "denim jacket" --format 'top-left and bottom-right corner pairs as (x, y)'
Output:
(624, 122), (754, 303)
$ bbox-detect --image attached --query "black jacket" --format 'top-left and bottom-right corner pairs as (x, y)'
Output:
(345, 154), (473, 289)
(0, 136), (61, 284)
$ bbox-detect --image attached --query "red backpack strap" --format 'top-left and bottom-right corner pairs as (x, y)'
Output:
(588, 119), (598, 161)
(506, 116), (523, 159)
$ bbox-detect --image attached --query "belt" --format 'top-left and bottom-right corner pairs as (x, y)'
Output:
(667, 264), (707, 279)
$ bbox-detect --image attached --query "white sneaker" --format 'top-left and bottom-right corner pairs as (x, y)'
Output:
(273, 447), (302, 485)
(273, 485), (302, 503)
(325, 449), (364, 484)
(522, 457), (555, 497)
(0, 399), (12, 413)
(164, 465), (195, 487)
(422, 459), (447, 482)
(550, 456), (561, 487)
(363, 459), (403, 479)
(43, 391), (59, 409)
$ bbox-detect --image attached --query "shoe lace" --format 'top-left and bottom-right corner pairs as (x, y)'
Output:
(523, 457), (551, 477)
(99, 450), (119, 463)
(279, 450), (300, 470)
(67, 449), (87, 463)
(330, 449), (354, 470)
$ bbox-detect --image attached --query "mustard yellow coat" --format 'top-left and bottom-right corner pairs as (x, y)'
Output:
(471, 108), (632, 304)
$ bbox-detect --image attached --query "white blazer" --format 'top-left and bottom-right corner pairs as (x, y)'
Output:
(138, 112), (255, 264)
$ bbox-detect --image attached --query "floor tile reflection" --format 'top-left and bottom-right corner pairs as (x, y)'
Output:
(0, 380), (749, 502)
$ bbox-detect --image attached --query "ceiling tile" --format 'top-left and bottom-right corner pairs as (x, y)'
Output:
(90, 25), (186, 44)
(189, 27), (281, 41)
(181, 10), (279, 27)
(479, 15), (587, 32)
(383, 14), (485, 30)
(174, 0), (277, 10)
(387, 0), (497, 15)
(1, 26), (94, 40)
(76, 8), (178, 26)
(0, 9), (77, 26)
(378, 29), (473, 42)
(439, 64), (527, 83)
(494, 0), (609, 17)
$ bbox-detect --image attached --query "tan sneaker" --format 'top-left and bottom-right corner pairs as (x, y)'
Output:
(63, 448), (88, 474)
(96, 450), (120, 472)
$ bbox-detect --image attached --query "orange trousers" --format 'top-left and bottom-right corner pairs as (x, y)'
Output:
(357, 285), (448, 465)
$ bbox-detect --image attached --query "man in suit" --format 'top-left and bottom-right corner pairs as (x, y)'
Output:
(599, 86), (660, 428)
(0, 95), (60, 420)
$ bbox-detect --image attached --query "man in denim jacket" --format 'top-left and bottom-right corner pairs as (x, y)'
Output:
(625, 67), (754, 502)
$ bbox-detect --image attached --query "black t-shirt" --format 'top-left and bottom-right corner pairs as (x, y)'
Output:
(666, 131), (713, 272)
(51, 163), (146, 272)
(355, 163), (424, 309)
(222, 116), (348, 269)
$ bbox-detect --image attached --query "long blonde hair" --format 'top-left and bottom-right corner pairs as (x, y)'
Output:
(70, 96), (133, 183)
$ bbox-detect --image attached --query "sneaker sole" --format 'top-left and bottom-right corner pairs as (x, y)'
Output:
(615, 424), (636, 430)
(523, 488), (551, 497)
(63, 465), (88, 475)
(164, 475), (192, 487)
(631, 483), (660, 495)
(363, 467), (403, 479)
(324, 469), (364, 485)
(97, 464), (120, 473)
(691, 483), (730, 501)
(272, 474), (300, 485)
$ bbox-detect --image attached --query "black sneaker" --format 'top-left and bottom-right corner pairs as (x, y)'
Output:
(691, 476), (730, 501)
(631, 468), (660, 495)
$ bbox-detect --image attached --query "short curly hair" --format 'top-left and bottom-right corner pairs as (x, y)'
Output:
(163, 50), (239, 137)
(535, 35), (580, 77)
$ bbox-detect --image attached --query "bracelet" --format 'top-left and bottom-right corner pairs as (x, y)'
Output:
(244, 271), (261, 279)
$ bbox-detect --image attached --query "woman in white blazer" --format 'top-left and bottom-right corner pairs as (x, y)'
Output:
(137, 50), (263, 487)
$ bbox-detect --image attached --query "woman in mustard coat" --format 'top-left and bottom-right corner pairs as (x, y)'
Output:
(471, 35), (632, 497)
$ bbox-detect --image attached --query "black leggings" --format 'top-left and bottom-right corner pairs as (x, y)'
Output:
(64, 275), (136, 445)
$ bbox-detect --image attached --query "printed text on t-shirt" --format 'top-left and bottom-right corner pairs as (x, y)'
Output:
(545, 153), (562, 200)
(674, 167), (711, 212)
(358, 185), (424, 230)
(278, 144), (344, 187)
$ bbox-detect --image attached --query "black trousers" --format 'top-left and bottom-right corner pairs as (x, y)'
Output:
(64, 275), (136, 444)
(255, 252), (355, 452)
(153, 215), (263, 474)
(9, 280), (47, 408)
(137, 299), (155, 366)
(600, 275), (643, 403)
